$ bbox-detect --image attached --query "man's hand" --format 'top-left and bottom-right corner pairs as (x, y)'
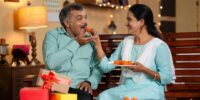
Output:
(77, 81), (93, 95)
(75, 33), (92, 45)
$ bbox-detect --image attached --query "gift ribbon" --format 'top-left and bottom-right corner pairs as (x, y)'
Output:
(40, 71), (71, 90)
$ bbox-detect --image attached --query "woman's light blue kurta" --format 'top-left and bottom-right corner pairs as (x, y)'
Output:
(43, 27), (103, 89)
(97, 40), (173, 100)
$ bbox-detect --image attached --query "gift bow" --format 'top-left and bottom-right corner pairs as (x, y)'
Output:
(40, 71), (71, 90)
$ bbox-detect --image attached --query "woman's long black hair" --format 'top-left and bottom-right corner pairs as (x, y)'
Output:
(129, 4), (163, 39)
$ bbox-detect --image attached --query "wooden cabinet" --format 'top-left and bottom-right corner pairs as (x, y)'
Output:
(0, 65), (45, 100)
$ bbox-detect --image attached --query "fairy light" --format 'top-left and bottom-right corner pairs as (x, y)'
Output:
(158, 0), (162, 29)
(160, 6), (163, 10)
(158, 14), (161, 18)
(110, 14), (113, 19)
(111, 5), (115, 8)
(97, 1), (130, 11)
(120, 6), (124, 9)
(97, 1), (131, 35)
(115, 6), (119, 10)
(158, 22), (161, 26)
(99, 4), (102, 7)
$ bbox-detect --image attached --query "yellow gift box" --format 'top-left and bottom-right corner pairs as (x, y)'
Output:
(50, 93), (77, 100)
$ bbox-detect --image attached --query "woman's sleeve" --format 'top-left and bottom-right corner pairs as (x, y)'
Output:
(98, 42), (123, 73)
(155, 43), (173, 85)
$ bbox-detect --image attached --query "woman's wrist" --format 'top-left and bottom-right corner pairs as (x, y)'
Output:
(95, 43), (102, 49)
(98, 50), (105, 61)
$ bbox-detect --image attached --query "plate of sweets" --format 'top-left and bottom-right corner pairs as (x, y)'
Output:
(110, 60), (136, 67)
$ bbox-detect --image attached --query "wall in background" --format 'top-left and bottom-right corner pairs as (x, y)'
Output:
(176, 0), (200, 32)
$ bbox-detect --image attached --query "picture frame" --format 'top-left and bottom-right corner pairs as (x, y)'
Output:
(4, 0), (19, 2)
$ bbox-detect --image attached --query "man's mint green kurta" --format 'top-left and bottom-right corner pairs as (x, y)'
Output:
(43, 27), (103, 89)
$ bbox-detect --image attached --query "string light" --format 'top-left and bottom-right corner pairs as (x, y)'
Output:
(111, 5), (115, 8)
(158, 22), (161, 26)
(158, 14), (161, 18)
(158, 0), (162, 27)
(115, 6), (119, 10)
(160, 6), (163, 10)
(110, 14), (113, 19)
(99, 4), (102, 7)
(96, 1), (132, 35)
(158, 0), (176, 29)
(97, 2), (130, 10)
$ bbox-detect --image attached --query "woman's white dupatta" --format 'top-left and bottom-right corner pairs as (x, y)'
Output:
(119, 36), (176, 84)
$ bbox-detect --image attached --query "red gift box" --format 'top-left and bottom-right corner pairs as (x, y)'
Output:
(20, 87), (49, 100)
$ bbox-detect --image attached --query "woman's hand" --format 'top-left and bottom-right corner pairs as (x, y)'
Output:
(124, 62), (146, 72)
(124, 62), (161, 80)
(90, 29), (105, 60)
(90, 29), (101, 48)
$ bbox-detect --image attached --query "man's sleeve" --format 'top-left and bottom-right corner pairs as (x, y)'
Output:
(42, 31), (80, 71)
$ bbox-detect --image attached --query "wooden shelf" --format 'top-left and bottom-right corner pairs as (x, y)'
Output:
(0, 65), (45, 100)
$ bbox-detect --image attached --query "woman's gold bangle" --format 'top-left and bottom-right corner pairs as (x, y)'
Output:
(153, 72), (157, 80)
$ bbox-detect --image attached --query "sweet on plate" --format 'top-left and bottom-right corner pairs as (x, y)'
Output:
(113, 60), (134, 65)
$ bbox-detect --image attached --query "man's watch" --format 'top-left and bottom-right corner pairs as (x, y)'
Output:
(84, 81), (91, 86)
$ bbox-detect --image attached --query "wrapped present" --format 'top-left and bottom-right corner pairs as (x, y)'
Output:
(12, 44), (30, 55)
(50, 93), (77, 100)
(36, 69), (71, 93)
(20, 87), (49, 100)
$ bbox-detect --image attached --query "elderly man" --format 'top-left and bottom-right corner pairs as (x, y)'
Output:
(43, 3), (103, 100)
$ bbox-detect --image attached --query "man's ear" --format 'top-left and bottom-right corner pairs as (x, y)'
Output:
(64, 20), (70, 28)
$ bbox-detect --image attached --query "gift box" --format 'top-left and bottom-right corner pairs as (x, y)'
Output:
(20, 87), (49, 100)
(36, 69), (71, 93)
(50, 93), (77, 100)
(12, 44), (30, 55)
